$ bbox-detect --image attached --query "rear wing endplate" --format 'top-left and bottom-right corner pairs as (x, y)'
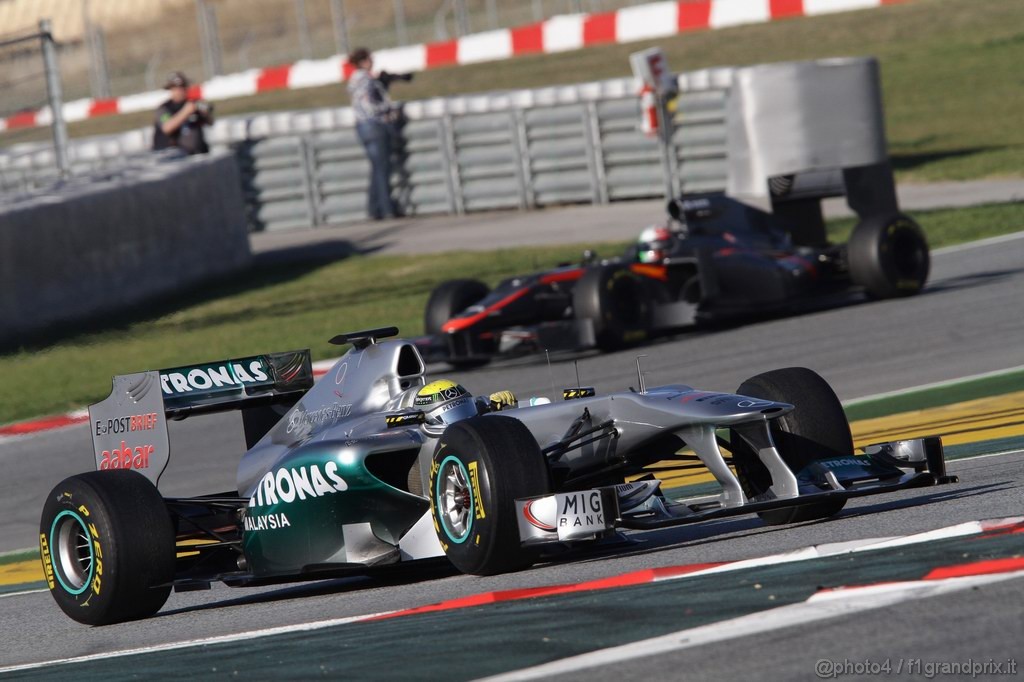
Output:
(87, 350), (313, 487)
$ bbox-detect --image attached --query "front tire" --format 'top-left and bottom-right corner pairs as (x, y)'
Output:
(729, 367), (852, 525)
(424, 279), (490, 335)
(573, 265), (651, 351)
(39, 470), (175, 625)
(429, 416), (550, 575)
(425, 279), (492, 369)
(847, 213), (929, 299)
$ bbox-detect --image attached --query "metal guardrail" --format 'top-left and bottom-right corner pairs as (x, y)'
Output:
(235, 88), (729, 231)
(0, 74), (731, 232)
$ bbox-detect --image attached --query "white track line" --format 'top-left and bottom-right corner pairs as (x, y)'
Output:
(0, 588), (46, 599)
(953, 448), (1024, 463)
(932, 230), (1024, 256)
(0, 609), (396, 674)
(844, 364), (1024, 406)
(656, 517), (995, 582)
(476, 570), (1024, 682)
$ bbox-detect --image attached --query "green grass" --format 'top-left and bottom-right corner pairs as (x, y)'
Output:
(4, 0), (1022, 182)
(0, 549), (37, 566)
(3, 200), (1023, 424)
(0, 242), (618, 423)
(845, 366), (1024, 422)
(826, 200), (1024, 245)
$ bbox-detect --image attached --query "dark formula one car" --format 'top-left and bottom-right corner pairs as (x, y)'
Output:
(420, 192), (930, 367)
(39, 327), (954, 625)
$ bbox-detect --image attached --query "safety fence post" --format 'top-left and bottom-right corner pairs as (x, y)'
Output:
(584, 101), (609, 204)
(512, 107), (536, 208)
(655, 94), (677, 200)
(393, 0), (409, 46)
(330, 0), (350, 56)
(195, 0), (224, 78)
(39, 19), (70, 180)
(295, 0), (314, 60)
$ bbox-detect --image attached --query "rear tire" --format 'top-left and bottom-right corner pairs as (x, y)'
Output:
(573, 265), (651, 351)
(424, 279), (490, 335)
(847, 213), (929, 299)
(429, 416), (551, 575)
(39, 470), (175, 625)
(729, 367), (851, 525)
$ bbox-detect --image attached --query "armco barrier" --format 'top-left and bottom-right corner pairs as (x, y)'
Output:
(1, 69), (735, 231)
(0, 151), (251, 343)
(233, 72), (732, 230)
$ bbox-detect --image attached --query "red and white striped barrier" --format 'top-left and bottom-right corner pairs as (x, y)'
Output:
(0, 0), (906, 133)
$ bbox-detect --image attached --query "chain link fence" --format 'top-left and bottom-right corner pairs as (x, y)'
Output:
(0, 27), (52, 142)
(0, 20), (69, 188)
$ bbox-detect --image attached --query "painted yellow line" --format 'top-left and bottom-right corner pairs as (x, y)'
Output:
(6, 392), (1024, 588)
(0, 558), (43, 587)
(851, 391), (1024, 447)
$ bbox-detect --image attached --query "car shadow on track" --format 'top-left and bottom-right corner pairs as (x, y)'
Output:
(155, 559), (459, 618)
(923, 268), (1023, 294)
(154, 482), (1011, 619)
(539, 482), (1012, 568)
(826, 481), (1015, 520)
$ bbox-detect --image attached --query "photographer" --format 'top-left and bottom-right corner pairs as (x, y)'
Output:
(152, 72), (214, 155)
(346, 48), (412, 220)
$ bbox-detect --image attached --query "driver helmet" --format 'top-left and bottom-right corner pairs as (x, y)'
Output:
(636, 225), (674, 263)
(414, 380), (477, 429)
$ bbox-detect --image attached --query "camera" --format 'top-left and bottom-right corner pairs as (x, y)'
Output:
(194, 100), (214, 116)
(378, 71), (414, 90)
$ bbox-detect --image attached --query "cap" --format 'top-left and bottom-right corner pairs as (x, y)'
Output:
(164, 71), (190, 89)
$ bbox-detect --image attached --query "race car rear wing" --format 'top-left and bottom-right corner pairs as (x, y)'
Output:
(88, 350), (313, 487)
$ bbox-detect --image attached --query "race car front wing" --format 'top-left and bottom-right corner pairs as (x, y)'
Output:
(515, 436), (957, 544)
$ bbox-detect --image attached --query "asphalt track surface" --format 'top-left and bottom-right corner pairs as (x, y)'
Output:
(1, 233), (1022, 678)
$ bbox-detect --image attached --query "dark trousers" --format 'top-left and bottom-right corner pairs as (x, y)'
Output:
(356, 120), (394, 219)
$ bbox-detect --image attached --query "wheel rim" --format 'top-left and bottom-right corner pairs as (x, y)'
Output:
(50, 511), (94, 595)
(435, 456), (474, 544)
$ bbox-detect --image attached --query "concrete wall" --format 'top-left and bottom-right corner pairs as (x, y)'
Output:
(0, 151), (251, 344)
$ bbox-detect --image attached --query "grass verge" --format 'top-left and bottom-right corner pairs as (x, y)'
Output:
(845, 367), (1024, 422)
(4, 0), (1023, 182)
(1, 201), (1022, 424)
(0, 549), (37, 566)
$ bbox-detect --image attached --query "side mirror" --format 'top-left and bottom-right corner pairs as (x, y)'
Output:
(666, 198), (682, 221)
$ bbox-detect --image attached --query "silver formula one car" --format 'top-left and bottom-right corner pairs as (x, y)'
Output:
(39, 327), (955, 625)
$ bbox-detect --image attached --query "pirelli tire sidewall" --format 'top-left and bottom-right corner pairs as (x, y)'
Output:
(428, 415), (550, 576)
(847, 213), (930, 299)
(39, 470), (175, 625)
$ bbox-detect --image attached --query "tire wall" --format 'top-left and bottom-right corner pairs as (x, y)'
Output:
(0, 152), (251, 344)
